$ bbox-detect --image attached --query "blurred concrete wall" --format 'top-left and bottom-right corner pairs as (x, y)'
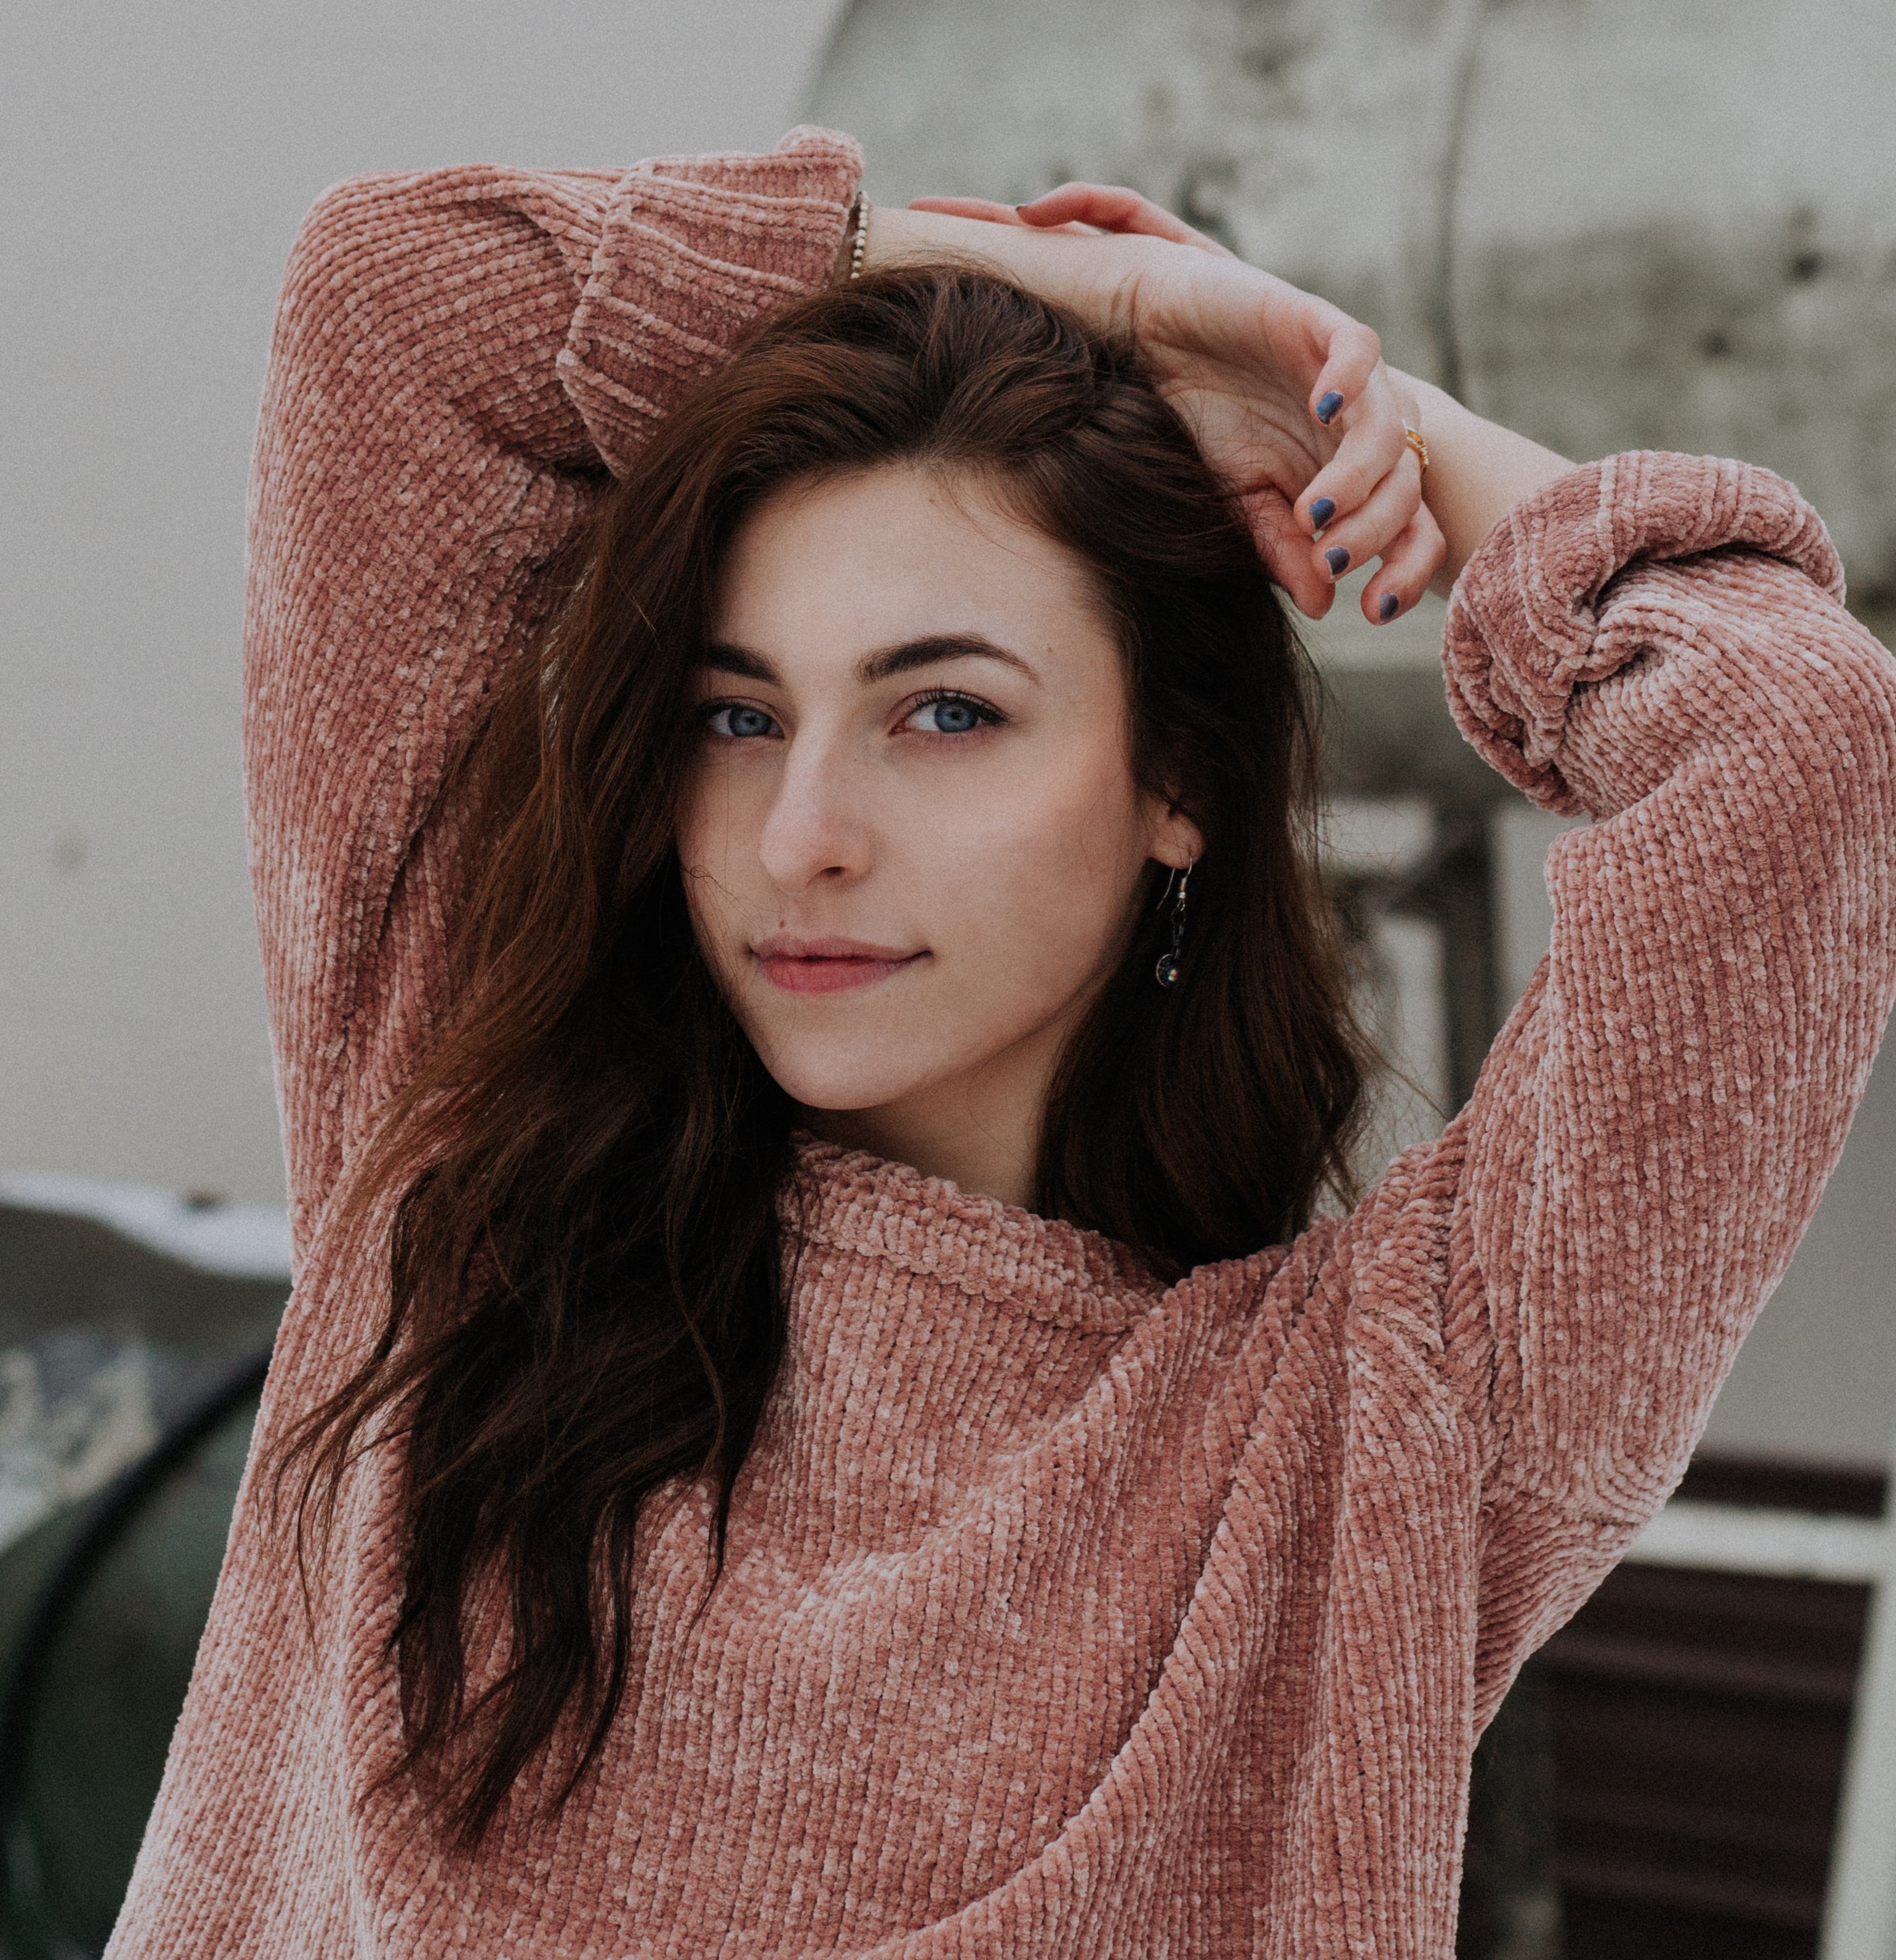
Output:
(814, 0), (1896, 604)
(0, 0), (851, 1207)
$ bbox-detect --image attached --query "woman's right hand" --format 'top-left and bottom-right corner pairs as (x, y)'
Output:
(869, 184), (1445, 624)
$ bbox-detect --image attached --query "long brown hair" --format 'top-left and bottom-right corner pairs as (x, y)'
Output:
(282, 265), (1369, 1847)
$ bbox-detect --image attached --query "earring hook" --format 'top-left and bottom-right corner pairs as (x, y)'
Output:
(1155, 858), (1196, 911)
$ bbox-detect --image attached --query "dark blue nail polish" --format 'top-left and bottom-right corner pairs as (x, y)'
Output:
(1316, 390), (1345, 425)
(1325, 545), (1350, 576)
(1309, 497), (1336, 529)
(1379, 592), (1400, 622)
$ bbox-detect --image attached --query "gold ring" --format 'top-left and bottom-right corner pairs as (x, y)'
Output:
(1403, 425), (1429, 472)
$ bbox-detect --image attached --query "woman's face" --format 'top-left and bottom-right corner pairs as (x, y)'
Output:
(678, 462), (1200, 1201)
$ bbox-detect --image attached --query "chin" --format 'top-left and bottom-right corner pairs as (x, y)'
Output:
(769, 1064), (935, 1118)
(746, 1033), (947, 1120)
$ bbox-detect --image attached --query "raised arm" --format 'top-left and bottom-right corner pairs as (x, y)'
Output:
(243, 131), (859, 1260)
(819, 182), (1896, 1695)
(1442, 450), (1896, 1697)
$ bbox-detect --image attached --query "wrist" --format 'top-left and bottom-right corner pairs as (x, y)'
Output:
(1397, 374), (1574, 595)
(859, 203), (1019, 279)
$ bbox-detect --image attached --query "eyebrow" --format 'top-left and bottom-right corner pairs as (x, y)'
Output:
(700, 633), (1037, 687)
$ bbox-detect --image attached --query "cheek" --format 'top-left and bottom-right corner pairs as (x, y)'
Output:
(908, 754), (1151, 1004)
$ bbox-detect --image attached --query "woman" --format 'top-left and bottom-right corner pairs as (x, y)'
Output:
(110, 129), (1895, 1957)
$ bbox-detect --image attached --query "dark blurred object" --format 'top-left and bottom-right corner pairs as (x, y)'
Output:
(1674, 1456), (1888, 1519)
(0, 1202), (284, 1426)
(0, 1358), (266, 1959)
(0, 1198), (284, 1959)
(1542, 1456), (1884, 1960)
(1461, 1658), (1563, 1959)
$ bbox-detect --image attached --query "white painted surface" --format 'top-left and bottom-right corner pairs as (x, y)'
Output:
(1624, 1500), (1888, 1583)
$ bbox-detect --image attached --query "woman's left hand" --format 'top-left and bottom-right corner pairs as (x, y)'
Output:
(891, 184), (1445, 623)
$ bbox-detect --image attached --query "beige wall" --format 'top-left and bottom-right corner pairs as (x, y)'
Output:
(0, 0), (850, 1206)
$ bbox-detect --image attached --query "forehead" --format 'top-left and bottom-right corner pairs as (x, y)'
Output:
(710, 463), (1118, 680)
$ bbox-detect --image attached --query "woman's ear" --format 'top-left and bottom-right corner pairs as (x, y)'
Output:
(1149, 801), (1204, 872)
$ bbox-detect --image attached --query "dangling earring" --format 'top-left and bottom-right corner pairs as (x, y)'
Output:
(1155, 860), (1194, 988)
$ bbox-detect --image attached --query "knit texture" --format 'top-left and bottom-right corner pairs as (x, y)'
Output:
(107, 133), (1896, 1959)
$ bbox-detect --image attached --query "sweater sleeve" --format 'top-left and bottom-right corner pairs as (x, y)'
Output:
(1440, 453), (1896, 1702)
(242, 129), (861, 1264)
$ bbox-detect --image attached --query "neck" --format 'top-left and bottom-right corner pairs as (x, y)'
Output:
(800, 1019), (1072, 1213)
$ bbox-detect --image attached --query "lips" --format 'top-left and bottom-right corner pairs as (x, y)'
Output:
(752, 936), (925, 995)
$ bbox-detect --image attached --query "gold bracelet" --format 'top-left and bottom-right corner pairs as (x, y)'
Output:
(849, 191), (871, 281)
(1403, 423), (1429, 472)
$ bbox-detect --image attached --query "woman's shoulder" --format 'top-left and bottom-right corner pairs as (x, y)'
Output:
(1177, 1124), (1469, 1332)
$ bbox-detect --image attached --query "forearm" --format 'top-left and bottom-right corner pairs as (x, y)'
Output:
(1450, 455), (1896, 1523)
(1399, 376), (1574, 595)
(853, 200), (1155, 328)
(863, 208), (1576, 604)
(853, 200), (958, 270)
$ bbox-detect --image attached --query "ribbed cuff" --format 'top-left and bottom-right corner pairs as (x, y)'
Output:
(557, 126), (863, 476)
(1441, 451), (1842, 810)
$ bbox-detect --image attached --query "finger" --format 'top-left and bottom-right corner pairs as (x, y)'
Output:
(1299, 322), (1385, 440)
(1293, 363), (1410, 535)
(1359, 506), (1447, 626)
(1017, 182), (1234, 257)
(1304, 451), (1424, 594)
(1244, 486), (1336, 620)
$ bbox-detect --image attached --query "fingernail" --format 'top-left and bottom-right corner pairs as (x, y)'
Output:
(1316, 391), (1345, 425)
(1309, 497), (1336, 529)
(1378, 592), (1400, 622)
(1325, 545), (1350, 576)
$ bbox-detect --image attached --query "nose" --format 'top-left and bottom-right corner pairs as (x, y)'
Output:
(756, 733), (873, 893)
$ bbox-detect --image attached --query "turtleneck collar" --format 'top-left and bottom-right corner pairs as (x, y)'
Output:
(784, 1134), (1163, 1335)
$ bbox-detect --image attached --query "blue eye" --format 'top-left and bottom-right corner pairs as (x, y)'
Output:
(910, 694), (993, 735)
(706, 704), (778, 739)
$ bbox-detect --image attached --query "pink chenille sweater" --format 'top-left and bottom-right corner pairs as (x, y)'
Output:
(107, 129), (1896, 1959)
